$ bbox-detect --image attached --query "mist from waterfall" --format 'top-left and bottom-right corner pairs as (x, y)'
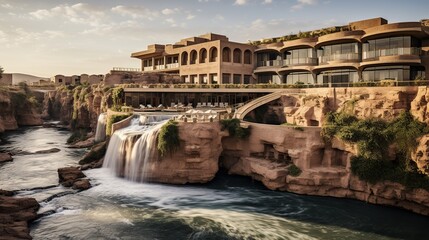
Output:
(103, 114), (174, 182)
(94, 113), (107, 143)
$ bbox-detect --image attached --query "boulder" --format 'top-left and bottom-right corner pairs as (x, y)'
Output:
(0, 190), (39, 240)
(0, 152), (13, 163)
(72, 179), (91, 190)
(411, 134), (429, 176)
(58, 167), (86, 187)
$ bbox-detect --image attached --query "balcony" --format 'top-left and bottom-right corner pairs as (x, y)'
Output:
(143, 66), (154, 71)
(283, 58), (318, 66)
(363, 47), (421, 60)
(154, 65), (166, 70)
(257, 60), (283, 67)
(166, 63), (179, 69)
(319, 53), (360, 64)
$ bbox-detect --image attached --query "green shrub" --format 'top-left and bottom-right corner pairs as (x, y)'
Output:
(157, 120), (180, 157)
(288, 164), (302, 176)
(220, 118), (250, 139)
(106, 114), (131, 136)
(324, 111), (429, 189)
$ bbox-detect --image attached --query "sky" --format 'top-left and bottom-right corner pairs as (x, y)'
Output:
(0, 0), (428, 77)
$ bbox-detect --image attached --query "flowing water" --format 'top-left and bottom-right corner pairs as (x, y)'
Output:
(1, 126), (429, 239)
(95, 113), (107, 143)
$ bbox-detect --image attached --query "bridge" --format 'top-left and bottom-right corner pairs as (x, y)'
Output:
(233, 91), (286, 120)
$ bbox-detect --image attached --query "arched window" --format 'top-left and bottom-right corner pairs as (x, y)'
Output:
(222, 47), (231, 62)
(209, 47), (218, 62)
(244, 50), (252, 64)
(199, 48), (207, 63)
(181, 52), (188, 65)
(190, 50), (197, 64)
(233, 48), (242, 63)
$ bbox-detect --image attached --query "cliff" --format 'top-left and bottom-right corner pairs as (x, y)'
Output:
(143, 122), (224, 184)
(43, 84), (112, 130)
(0, 87), (43, 133)
(221, 123), (429, 216)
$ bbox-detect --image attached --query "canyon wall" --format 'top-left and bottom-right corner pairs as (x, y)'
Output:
(0, 88), (43, 133)
(43, 84), (112, 130)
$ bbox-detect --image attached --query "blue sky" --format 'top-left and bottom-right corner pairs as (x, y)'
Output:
(0, 0), (428, 77)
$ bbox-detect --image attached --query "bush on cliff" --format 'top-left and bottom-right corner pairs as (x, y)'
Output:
(288, 164), (302, 177)
(322, 111), (429, 189)
(106, 114), (132, 136)
(220, 118), (250, 139)
(67, 129), (88, 144)
(157, 120), (180, 157)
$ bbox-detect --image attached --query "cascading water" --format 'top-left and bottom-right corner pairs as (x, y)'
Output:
(94, 113), (107, 143)
(103, 114), (174, 182)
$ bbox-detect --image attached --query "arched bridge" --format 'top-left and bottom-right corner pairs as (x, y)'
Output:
(234, 91), (285, 120)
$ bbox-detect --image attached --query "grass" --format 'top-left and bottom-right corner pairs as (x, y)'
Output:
(157, 120), (180, 157)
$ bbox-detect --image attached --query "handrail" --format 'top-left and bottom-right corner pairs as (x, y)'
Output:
(112, 67), (141, 72)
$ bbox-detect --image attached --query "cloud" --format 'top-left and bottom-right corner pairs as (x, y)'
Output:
(234, 0), (248, 6)
(262, 0), (272, 4)
(1, 3), (12, 9)
(292, 0), (318, 10)
(161, 8), (179, 15)
(29, 3), (105, 26)
(186, 14), (196, 20)
(111, 5), (159, 20)
(214, 14), (224, 21)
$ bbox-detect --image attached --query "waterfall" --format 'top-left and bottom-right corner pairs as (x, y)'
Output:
(94, 113), (107, 143)
(103, 114), (174, 182)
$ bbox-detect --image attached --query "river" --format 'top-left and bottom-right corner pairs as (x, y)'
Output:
(1, 126), (429, 240)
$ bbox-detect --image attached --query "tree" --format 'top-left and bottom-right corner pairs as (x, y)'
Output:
(0, 66), (3, 79)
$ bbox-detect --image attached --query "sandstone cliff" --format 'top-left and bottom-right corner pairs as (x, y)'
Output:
(0, 87), (43, 133)
(140, 122), (224, 184)
(221, 122), (429, 216)
(43, 84), (112, 130)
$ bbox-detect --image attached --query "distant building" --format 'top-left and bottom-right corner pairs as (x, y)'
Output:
(51, 74), (104, 85)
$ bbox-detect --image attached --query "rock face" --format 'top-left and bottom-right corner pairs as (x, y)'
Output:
(0, 190), (40, 240)
(273, 87), (415, 127)
(0, 152), (13, 163)
(43, 84), (111, 130)
(221, 122), (429, 216)
(143, 122), (224, 184)
(0, 89), (43, 133)
(58, 166), (91, 190)
(412, 134), (429, 176)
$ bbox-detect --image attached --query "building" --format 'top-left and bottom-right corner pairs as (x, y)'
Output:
(130, 18), (429, 88)
(51, 74), (104, 85)
(253, 17), (429, 86)
(131, 33), (255, 85)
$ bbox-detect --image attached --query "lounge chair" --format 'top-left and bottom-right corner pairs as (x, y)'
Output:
(139, 104), (146, 109)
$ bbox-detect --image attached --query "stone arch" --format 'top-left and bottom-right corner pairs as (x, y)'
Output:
(233, 48), (242, 63)
(199, 48), (207, 63)
(181, 52), (188, 65)
(222, 47), (231, 62)
(209, 47), (218, 62)
(190, 50), (198, 64)
(244, 50), (252, 64)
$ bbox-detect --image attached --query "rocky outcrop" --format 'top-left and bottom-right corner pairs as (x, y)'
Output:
(276, 87), (415, 127)
(43, 84), (111, 130)
(0, 88), (43, 133)
(221, 122), (429, 216)
(143, 122), (224, 184)
(58, 167), (91, 191)
(0, 190), (40, 239)
(412, 134), (429, 176)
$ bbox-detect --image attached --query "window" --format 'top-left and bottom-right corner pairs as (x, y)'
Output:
(244, 50), (252, 64)
(233, 49), (242, 63)
(317, 69), (358, 86)
(285, 72), (314, 85)
(181, 52), (188, 65)
(222, 73), (231, 84)
(199, 48), (207, 63)
(233, 74), (241, 84)
(243, 75), (252, 84)
(209, 47), (218, 62)
(222, 47), (231, 62)
(190, 50), (197, 64)
(362, 36), (420, 59)
(318, 43), (360, 63)
(362, 65), (424, 81)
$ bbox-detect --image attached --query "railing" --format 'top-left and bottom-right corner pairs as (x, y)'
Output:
(154, 65), (165, 70)
(119, 80), (429, 90)
(257, 60), (283, 67)
(166, 63), (179, 69)
(362, 47), (421, 60)
(283, 58), (318, 66)
(319, 53), (360, 63)
(143, 66), (153, 71)
(112, 67), (141, 72)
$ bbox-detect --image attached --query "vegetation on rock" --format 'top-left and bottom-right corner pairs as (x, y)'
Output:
(106, 113), (131, 136)
(220, 118), (250, 139)
(322, 111), (429, 190)
(288, 164), (302, 176)
(111, 87), (124, 111)
(67, 129), (88, 144)
(157, 120), (180, 157)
